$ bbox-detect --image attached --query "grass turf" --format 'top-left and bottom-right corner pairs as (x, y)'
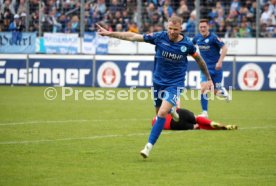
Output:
(0, 87), (275, 186)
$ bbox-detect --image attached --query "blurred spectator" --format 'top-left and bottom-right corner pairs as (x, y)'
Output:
(29, 11), (39, 32)
(272, 27), (276, 37)
(9, 13), (25, 31)
(185, 11), (196, 37)
(122, 10), (131, 26)
(20, 12), (26, 28)
(63, 0), (80, 13)
(46, 8), (62, 32)
(109, 0), (122, 15)
(249, 1), (257, 20)
(238, 21), (252, 37)
(9, 13), (25, 44)
(64, 15), (80, 33)
(208, 19), (219, 33)
(224, 24), (233, 38)
(227, 0), (240, 25)
(58, 13), (68, 32)
(230, 0), (241, 12)
(70, 15), (80, 33)
(16, 0), (27, 16)
(215, 8), (225, 27)
(259, 23), (270, 37)
(161, 0), (174, 20)
(208, 7), (217, 21)
(145, 2), (159, 21)
(231, 26), (239, 37)
(266, 17), (276, 36)
(1, 0), (16, 15)
(268, 0), (276, 15)
(127, 22), (138, 33)
(176, 0), (190, 21)
(153, 24), (163, 32)
(96, 0), (107, 15)
(124, 0), (136, 15)
(146, 0), (160, 8)
(260, 3), (273, 24)
(2, 7), (12, 31)
(217, 21), (226, 37)
(115, 23), (123, 31)
(109, 10), (124, 31)
(2, 0), (275, 38)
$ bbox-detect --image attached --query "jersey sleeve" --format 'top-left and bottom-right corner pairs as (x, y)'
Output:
(187, 40), (197, 55)
(191, 35), (197, 45)
(143, 31), (162, 45)
(213, 34), (225, 48)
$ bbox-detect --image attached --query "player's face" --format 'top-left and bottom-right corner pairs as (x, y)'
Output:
(167, 21), (182, 42)
(199, 22), (209, 37)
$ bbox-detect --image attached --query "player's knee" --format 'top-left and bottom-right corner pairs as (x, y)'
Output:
(157, 109), (168, 118)
(200, 86), (207, 94)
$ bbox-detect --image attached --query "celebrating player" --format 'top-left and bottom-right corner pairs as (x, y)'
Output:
(97, 16), (213, 159)
(192, 19), (230, 118)
(152, 108), (238, 131)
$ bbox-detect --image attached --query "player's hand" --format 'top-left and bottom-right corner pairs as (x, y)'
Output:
(206, 80), (214, 92)
(96, 23), (110, 37)
(201, 80), (213, 94)
(215, 62), (222, 70)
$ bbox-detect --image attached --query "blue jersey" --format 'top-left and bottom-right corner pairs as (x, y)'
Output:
(192, 32), (224, 70)
(143, 31), (196, 86)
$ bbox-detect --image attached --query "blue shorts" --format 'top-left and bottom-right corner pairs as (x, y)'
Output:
(152, 83), (183, 108)
(201, 70), (222, 90)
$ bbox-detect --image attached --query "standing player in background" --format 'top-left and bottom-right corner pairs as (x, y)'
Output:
(192, 19), (230, 118)
(97, 16), (213, 159)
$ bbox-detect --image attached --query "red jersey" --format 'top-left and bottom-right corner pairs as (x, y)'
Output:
(152, 115), (172, 130)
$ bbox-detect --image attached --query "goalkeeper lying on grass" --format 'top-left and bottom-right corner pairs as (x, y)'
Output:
(141, 108), (238, 158)
(152, 108), (238, 130)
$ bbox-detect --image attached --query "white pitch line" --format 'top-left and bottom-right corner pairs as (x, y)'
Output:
(0, 126), (275, 145)
(239, 126), (276, 130)
(0, 118), (149, 126)
(0, 120), (88, 126)
(0, 132), (168, 145)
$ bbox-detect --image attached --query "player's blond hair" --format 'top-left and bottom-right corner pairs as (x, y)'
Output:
(168, 16), (183, 25)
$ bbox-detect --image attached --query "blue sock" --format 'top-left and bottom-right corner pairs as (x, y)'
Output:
(148, 116), (166, 145)
(201, 94), (208, 111)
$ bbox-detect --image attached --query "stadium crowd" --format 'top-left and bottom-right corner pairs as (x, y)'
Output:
(0, 0), (276, 37)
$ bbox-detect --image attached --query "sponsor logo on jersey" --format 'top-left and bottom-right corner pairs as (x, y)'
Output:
(161, 50), (183, 61)
(238, 63), (264, 90)
(204, 39), (209, 43)
(162, 42), (170, 46)
(180, 46), (187, 52)
(97, 62), (121, 87)
(198, 45), (210, 50)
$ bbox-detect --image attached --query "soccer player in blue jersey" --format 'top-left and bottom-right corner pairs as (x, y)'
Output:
(97, 16), (213, 159)
(192, 19), (230, 118)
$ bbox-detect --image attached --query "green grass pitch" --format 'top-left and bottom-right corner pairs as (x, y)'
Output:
(0, 86), (275, 186)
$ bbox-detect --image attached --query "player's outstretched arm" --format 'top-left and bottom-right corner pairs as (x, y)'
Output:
(192, 52), (214, 90)
(96, 23), (144, 42)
